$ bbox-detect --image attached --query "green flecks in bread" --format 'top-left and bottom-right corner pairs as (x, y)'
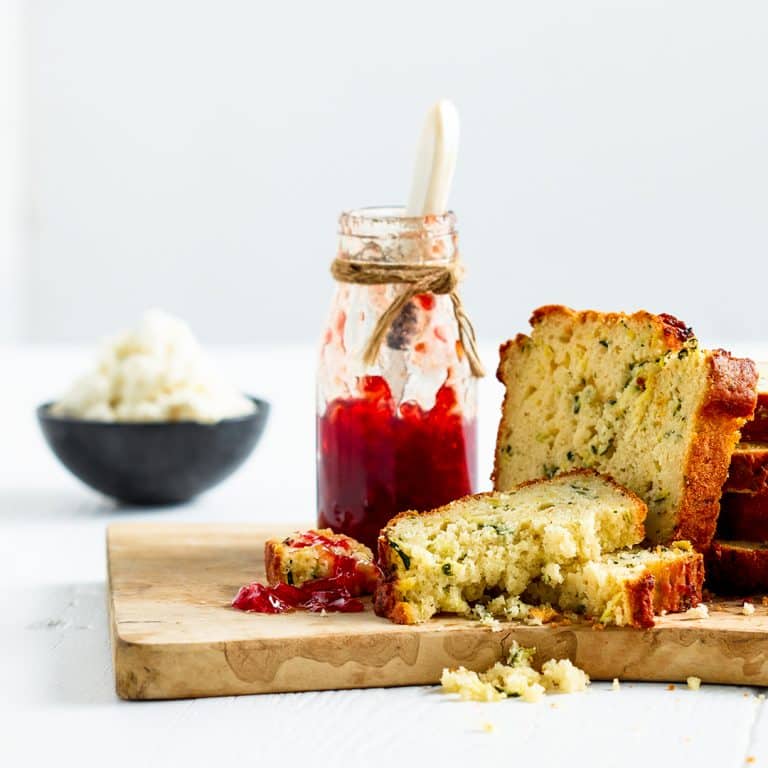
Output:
(525, 541), (703, 628)
(493, 306), (757, 549)
(374, 471), (646, 624)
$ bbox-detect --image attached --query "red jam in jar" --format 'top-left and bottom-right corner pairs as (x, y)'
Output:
(317, 208), (479, 550)
(317, 375), (477, 549)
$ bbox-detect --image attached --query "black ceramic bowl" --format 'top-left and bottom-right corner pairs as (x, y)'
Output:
(37, 397), (269, 505)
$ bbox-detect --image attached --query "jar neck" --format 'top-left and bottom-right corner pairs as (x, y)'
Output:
(337, 206), (458, 266)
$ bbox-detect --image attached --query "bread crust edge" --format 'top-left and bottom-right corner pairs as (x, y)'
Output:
(706, 541), (768, 593)
(718, 492), (768, 541)
(672, 351), (757, 549)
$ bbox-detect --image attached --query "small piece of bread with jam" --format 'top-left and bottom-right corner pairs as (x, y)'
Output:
(265, 529), (379, 596)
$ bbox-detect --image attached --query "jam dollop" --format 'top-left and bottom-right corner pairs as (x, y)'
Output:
(317, 375), (476, 549)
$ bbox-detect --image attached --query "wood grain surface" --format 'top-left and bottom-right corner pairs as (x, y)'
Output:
(108, 522), (768, 700)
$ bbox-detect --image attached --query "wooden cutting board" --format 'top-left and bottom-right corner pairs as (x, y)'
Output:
(107, 522), (768, 700)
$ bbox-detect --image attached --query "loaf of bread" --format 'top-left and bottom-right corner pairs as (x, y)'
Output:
(526, 542), (703, 628)
(717, 493), (768, 541)
(724, 442), (768, 494)
(374, 471), (648, 624)
(493, 306), (757, 549)
(706, 540), (768, 593)
(265, 529), (379, 596)
(741, 363), (768, 442)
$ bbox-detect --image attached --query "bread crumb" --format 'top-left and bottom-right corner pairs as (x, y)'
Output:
(680, 603), (709, 620)
(745, 757), (755, 764)
(761, 596), (768, 607)
(440, 642), (589, 703)
(612, 678), (621, 691)
(686, 676), (701, 690)
(479, 613), (502, 632)
(541, 658), (590, 693)
(481, 722), (494, 734)
(743, 602), (756, 616)
(660, 609), (668, 616)
(667, 684), (676, 691)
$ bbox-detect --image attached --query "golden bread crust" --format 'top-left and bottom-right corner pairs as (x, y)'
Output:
(718, 492), (768, 541)
(742, 394), (768, 441)
(705, 540), (768, 593)
(673, 352), (758, 547)
(647, 549), (704, 614)
(725, 442), (768, 494)
(610, 547), (703, 628)
(528, 305), (694, 347)
(264, 539), (284, 585)
(741, 362), (768, 441)
(624, 573), (656, 629)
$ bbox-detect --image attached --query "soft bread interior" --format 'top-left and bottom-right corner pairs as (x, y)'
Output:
(495, 309), (709, 542)
(381, 471), (645, 622)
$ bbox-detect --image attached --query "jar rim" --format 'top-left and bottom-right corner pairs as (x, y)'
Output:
(339, 206), (456, 238)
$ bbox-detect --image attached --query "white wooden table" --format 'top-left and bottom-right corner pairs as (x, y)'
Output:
(3, 343), (767, 768)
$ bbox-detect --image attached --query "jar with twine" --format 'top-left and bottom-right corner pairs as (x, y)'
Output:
(316, 206), (481, 549)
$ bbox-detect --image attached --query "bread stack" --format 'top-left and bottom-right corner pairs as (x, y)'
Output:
(707, 364), (768, 592)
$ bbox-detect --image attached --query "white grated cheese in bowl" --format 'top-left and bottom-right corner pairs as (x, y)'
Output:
(51, 310), (255, 424)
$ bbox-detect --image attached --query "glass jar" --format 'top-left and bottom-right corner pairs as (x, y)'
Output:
(316, 207), (478, 550)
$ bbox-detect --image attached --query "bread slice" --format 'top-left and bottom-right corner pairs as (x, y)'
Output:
(265, 529), (379, 596)
(374, 470), (646, 624)
(705, 540), (768, 593)
(526, 542), (703, 628)
(741, 363), (768, 442)
(493, 306), (757, 549)
(724, 442), (768, 494)
(717, 493), (768, 541)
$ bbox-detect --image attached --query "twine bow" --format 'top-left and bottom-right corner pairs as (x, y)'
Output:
(330, 259), (485, 377)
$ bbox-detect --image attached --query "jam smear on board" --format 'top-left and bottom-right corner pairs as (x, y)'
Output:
(232, 578), (364, 614)
(317, 375), (476, 550)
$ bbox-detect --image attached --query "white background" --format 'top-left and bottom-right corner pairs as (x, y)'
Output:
(2, 0), (768, 347)
(4, 6), (768, 763)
